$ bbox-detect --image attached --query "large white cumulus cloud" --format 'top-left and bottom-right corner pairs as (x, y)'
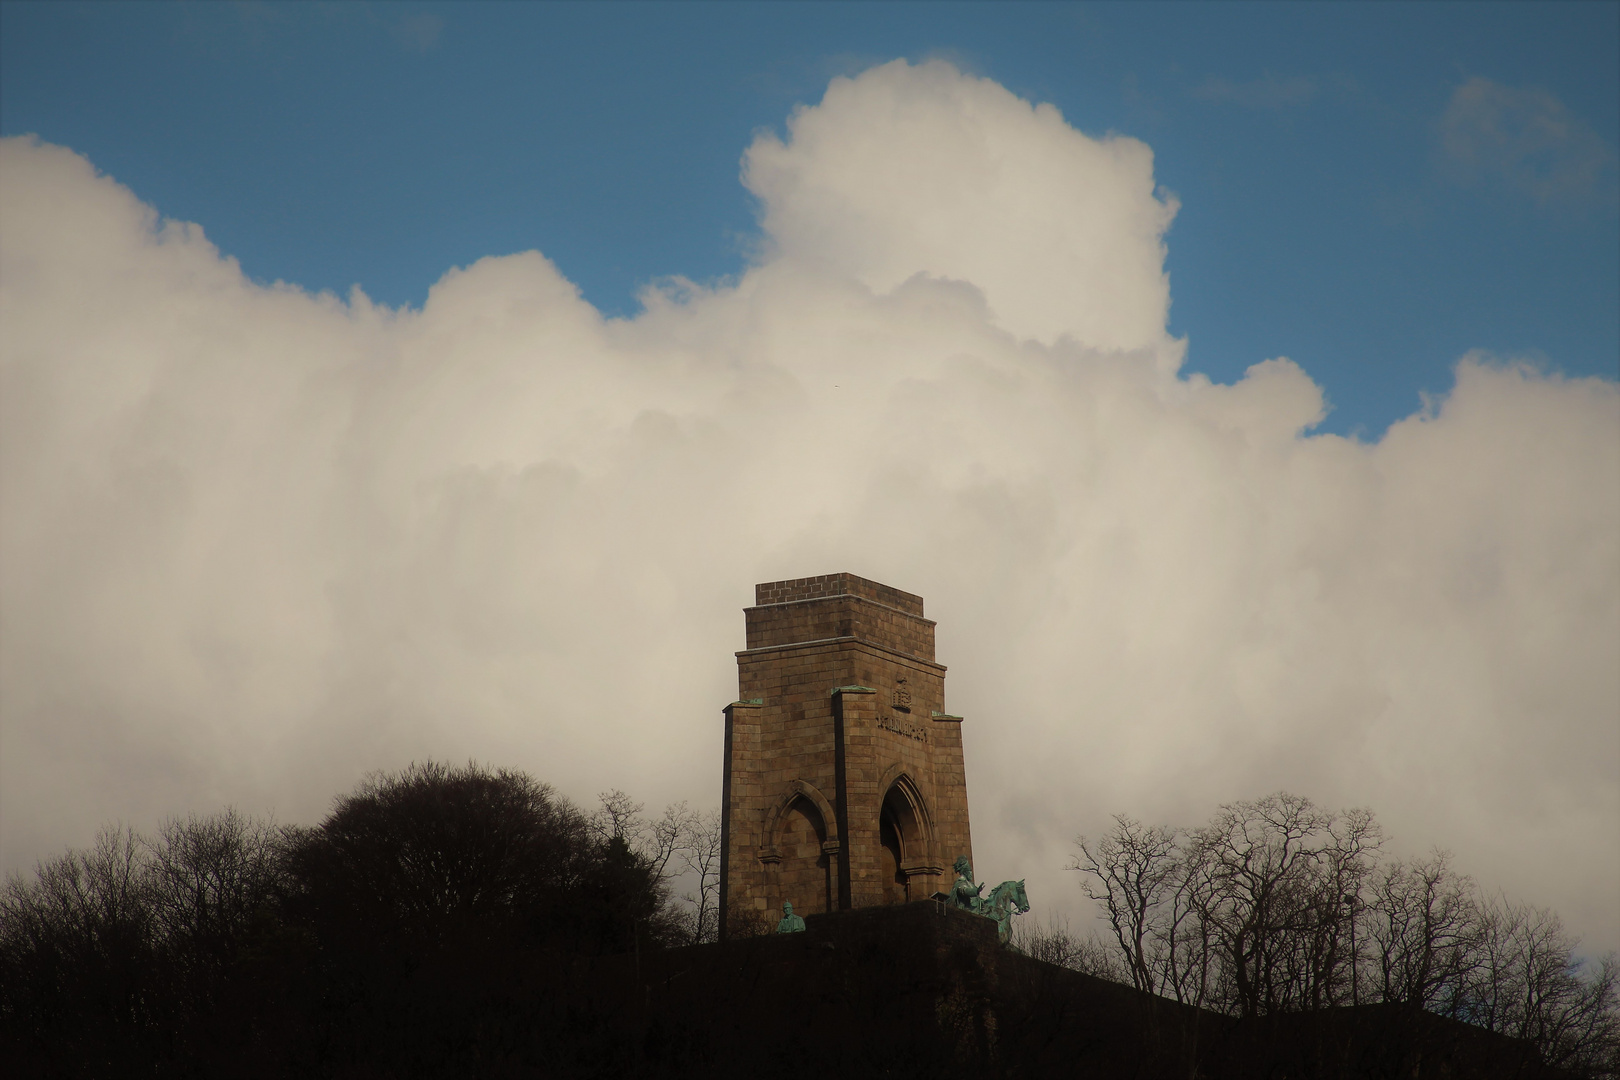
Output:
(2, 60), (1616, 950)
(745, 61), (1179, 352)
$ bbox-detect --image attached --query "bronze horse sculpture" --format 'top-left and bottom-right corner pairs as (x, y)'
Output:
(946, 856), (1030, 945)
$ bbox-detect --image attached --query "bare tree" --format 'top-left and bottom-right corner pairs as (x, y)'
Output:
(1071, 815), (1179, 995)
(1071, 792), (1620, 1077)
(1068, 814), (1221, 1008)
(144, 811), (286, 981)
(593, 790), (698, 882)
(1193, 792), (1347, 1017)
(591, 791), (731, 944)
(1460, 896), (1620, 1075)
(1367, 849), (1478, 1015)
(1159, 829), (1220, 1011)
(4, 824), (155, 975)
(1295, 804), (1382, 1010)
(648, 801), (699, 883)
(1550, 954), (1620, 1078)
(1010, 913), (1127, 983)
(673, 807), (723, 944)
(0, 825), (159, 1069)
(1075, 793), (1382, 1019)
(590, 789), (645, 844)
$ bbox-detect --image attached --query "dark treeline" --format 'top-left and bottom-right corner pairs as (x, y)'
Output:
(5, 775), (1617, 1078)
(1015, 791), (1619, 1078)
(0, 761), (722, 1079)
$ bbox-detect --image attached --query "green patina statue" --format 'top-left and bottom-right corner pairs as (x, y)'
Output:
(946, 855), (1030, 945)
(775, 901), (806, 933)
(949, 855), (985, 912)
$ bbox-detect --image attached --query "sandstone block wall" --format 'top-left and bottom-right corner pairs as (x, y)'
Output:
(719, 573), (974, 938)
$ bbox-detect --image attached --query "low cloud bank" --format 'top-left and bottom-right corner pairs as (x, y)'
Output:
(3, 61), (1616, 950)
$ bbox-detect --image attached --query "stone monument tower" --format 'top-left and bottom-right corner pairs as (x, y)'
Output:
(719, 573), (974, 937)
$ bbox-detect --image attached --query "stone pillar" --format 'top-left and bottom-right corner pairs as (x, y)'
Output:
(718, 699), (763, 940)
(821, 838), (843, 913)
(830, 684), (877, 908)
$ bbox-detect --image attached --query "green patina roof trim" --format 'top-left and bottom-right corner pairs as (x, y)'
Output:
(931, 711), (964, 720)
(829, 685), (877, 696)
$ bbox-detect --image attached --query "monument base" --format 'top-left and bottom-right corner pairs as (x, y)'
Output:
(579, 900), (1556, 1078)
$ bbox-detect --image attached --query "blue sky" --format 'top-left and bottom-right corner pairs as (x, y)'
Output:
(3, 1), (1615, 438)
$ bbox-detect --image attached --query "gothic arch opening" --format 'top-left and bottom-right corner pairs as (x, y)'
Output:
(879, 780), (929, 904)
(775, 795), (832, 916)
(879, 799), (906, 904)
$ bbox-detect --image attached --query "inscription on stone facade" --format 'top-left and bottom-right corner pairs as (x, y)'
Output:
(879, 710), (927, 741)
